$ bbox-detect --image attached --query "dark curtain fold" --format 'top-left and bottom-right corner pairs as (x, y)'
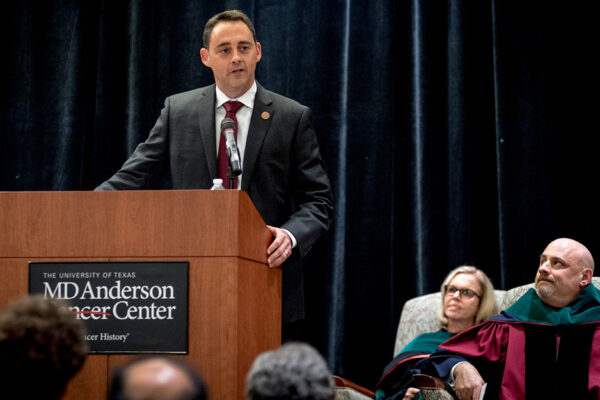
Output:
(1, 0), (598, 389)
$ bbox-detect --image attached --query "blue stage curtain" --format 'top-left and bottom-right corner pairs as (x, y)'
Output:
(1, 0), (598, 388)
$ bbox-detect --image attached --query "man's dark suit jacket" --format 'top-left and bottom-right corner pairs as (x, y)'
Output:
(96, 82), (334, 322)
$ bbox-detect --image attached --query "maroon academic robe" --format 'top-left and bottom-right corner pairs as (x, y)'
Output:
(419, 285), (600, 399)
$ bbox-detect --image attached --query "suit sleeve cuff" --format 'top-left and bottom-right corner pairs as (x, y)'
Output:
(449, 361), (469, 389)
(280, 229), (297, 248)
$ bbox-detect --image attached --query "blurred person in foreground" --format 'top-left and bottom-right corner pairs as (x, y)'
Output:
(108, 356), (207, 400)
(0, 294), (88, 400)
(245, 342), (335, 400)
(376, 266), (499, 400)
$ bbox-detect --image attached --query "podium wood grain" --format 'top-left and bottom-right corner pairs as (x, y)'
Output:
(0, 190), (280, 400)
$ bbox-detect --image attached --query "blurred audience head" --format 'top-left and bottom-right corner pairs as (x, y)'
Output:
(109, 356), (207, 400)
(0, 294), (88, 400)
(245, 342), (335, 400)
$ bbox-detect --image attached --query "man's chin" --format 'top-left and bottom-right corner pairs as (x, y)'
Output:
(535, 283), (554, 299)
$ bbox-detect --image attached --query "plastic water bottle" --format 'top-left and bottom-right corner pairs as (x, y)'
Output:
(210, 178), (225, 190)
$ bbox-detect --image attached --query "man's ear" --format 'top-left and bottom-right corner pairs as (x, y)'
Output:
(581, 268), (593, 287)
(200, 48), (210, 66)
(255, 42), (262, 62)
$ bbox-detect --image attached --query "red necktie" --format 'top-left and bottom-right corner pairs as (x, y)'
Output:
(218, 101), (244, 189)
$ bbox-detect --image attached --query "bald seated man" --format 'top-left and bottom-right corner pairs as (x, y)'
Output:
(415, 238), (599, 400)
(108, 357), (207, 400)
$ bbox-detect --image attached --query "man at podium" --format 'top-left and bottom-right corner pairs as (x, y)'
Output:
(95, 9), (334, 337)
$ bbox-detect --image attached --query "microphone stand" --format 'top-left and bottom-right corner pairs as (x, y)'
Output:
(227, 167), (235, 190)
(225, 136), (241, 189)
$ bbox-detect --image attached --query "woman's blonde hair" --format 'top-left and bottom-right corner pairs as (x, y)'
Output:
(437, 265), (499, 330)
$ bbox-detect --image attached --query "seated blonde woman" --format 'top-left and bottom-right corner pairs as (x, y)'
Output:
(375, 266), (499, 400)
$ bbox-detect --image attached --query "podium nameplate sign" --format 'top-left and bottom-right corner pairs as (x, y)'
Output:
(29, 261), (188, 353)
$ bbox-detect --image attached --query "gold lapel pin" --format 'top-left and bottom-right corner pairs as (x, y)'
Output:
(261, 111), (270, 120)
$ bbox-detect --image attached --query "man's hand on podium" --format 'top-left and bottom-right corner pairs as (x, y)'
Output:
(266, 225), (292, 268)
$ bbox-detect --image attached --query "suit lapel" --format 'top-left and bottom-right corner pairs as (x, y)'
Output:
(242, 83), (273, 191)
(198, 84), (218, 180)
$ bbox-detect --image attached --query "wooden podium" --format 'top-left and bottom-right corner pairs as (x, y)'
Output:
(0, 190), (280, 400)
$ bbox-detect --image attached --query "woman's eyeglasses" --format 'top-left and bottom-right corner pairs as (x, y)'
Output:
(444, 285), (481, 299)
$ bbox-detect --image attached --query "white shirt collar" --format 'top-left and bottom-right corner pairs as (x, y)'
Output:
(215, 81), (257, 110)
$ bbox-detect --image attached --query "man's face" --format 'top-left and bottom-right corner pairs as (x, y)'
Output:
(200, 21), (261, 99)
(534, 239), (591, 307)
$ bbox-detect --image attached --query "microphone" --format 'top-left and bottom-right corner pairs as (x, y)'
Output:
(220, 117), (242, 176)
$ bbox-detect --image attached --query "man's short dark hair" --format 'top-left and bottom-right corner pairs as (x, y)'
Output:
(108, 356), (208, 400)
(245, 342), (335, 400)
(203, 9), (257, 49)
(0, 294), (88, 400)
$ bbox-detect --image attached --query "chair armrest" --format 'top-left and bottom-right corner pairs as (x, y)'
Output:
(333, 376), (375, 399)
(413, 374), (446, 389)
(412, 374), (453, 400)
